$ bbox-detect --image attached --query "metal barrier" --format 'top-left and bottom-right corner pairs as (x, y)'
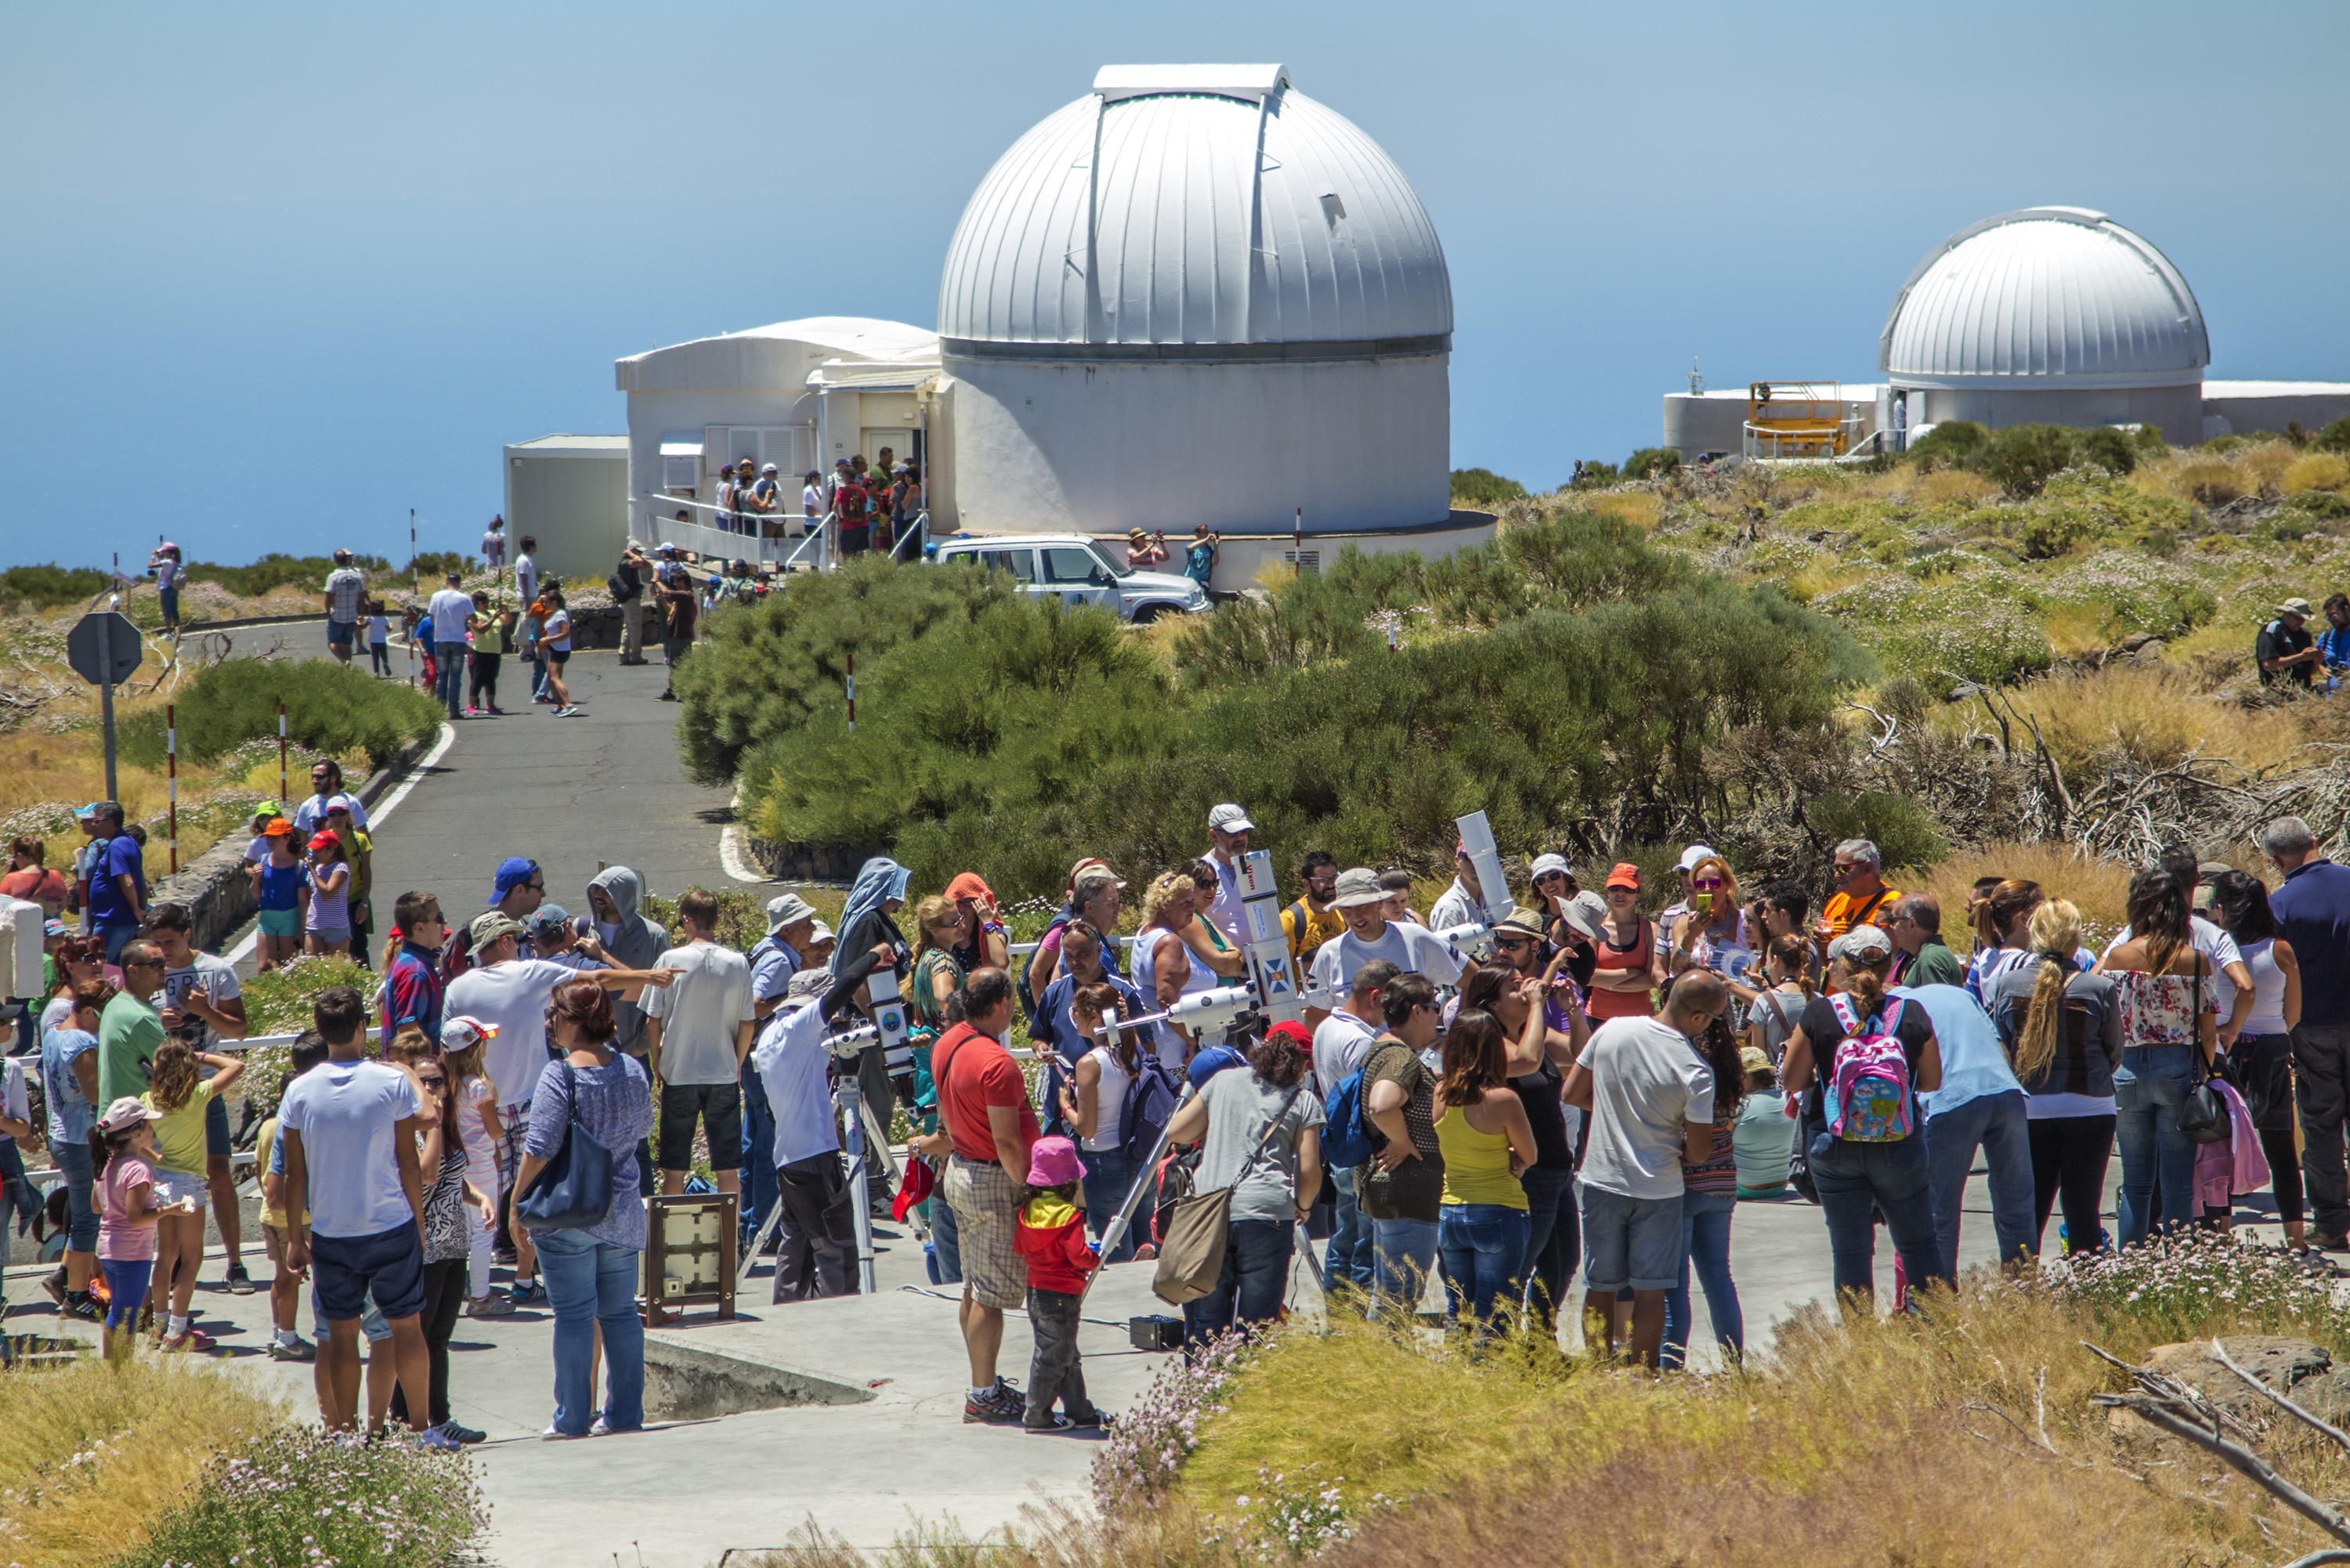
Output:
(647, 497), (928, 574)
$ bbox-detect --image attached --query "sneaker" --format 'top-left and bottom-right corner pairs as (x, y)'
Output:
(225, 1263), (256, 1295)
(438, 1420), (487, 1446)
(589, 1414), (611, 1436)
(465, 705), (480, 716)
(508, 1278), (542, 1306)
(1067, 1409), (1113, 1430)
(163, 1328), (217, 1353)
(1025, 1414), (1073, 1433)
(493, 1243), (519, 1266)
(541, 1425), (588, 1441)
(268, 1336), (317, 1362)
(486, 705), (506, 715)
(417, 1425), (464, 1453)
(465, 1293), (515, 1318)
(2313, 1231), (2350, 1252)
(42, 1266), (67, 1310)
(659, 690), (678, 702)
(963, 1381), (1028, 1425)
(59, 1292), (102, 1323)
(533, 695), (556, 705)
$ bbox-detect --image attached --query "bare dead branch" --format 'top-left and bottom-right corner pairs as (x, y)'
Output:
(2209, 1340), (2350, 1460)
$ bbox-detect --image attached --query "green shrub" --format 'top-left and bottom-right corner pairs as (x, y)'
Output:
(1448, 468), (1526, 508)
(2076, 425), (2140, 477)
(1621, 446), (1681, 479)
(2318, 417), (2350, 454)
(125, 1425), (486, 1568)
(184, 552), (390, 598)
(407, 551), (476, 582)
(1905, 420), (1990, 469)
(672, 553), (1018, 787)
(1980, 423), (2078, 497)
(1806, 789), (1948, 873)
(0, 562), (112, 609)
(1571, 460), (1621, 485)
(118, 659), (440, 772)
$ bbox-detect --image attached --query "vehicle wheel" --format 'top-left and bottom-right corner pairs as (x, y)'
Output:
(1130, 604), (1162, 625)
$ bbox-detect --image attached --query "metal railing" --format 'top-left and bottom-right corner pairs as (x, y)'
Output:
(648, 497), (929, 574)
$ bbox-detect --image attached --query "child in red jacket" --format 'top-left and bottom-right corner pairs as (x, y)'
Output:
(1014, 1136), (1108, 1433)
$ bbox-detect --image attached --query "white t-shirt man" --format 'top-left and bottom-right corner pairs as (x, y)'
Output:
(1200, 852), (1244, 943)
(750, 1000), (839, 1168)
(1429, 878), (1484, 934)
(1309, 1008), (1378, 1097)
(515, 552), (538, 606)
(292, 791), (368, 838)
(1307, 922), (1462, 1000)
(427, 585), (474, 645)
(642, 940), (756, 1085)
(2100, 914), (2243, 974)
(1578, 1015), (1716, 1201)
(444, 958), (581, 1107)
(481, 528), (508, 568)
(279, 1059), (422, 1237)
(324, 566), (367, 626)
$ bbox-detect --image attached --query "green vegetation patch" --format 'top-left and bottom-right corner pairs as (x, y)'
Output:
(119, 656), (441, 772)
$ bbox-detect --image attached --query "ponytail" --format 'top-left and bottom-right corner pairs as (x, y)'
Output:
(2012, 899), (2083, 1086)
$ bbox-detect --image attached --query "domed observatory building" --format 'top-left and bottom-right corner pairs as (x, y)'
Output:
(1878, 207), (2210, 446)
(931, 65), (1484, 583)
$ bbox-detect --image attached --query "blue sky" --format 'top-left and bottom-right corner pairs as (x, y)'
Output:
(4, 0), (2346, 567)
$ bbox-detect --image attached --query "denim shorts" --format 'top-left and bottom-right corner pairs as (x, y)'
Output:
(310, 1222), (425, 1323)
(152, 1169), (208, 1208)
(313, 1285), (392, 1344)
(1577, 1180), (1684, 1292)
(327, 620), (356, 648)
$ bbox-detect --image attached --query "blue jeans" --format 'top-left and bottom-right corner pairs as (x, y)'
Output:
(927, 1185), (962, 1284)
(1080, 1147), (1137, 1266)
(1183, 1218), (1293, 1342)
(1925, 1089), (2038, 1274)
(1517, 1165), (1576, 1324)
(1325, 1167), (1376, 1293)
(1808, 1133), (1948, 1301)
(49, 1139), (98, 1252)
(434, 641), (468, 719)
(535, 1231), (645, 1436)
(99, 922), (139, 965)
(740, 1059), (778, 1245)
(1438, 1203), (1530, 1328)
(1662, 1190), (1743, 1366)
(532, 652), (551, 699)
(2115, 1044), (2198, 1248)
(1370, 1216), (1440, 1316)
(0, 1140), (41, 1236)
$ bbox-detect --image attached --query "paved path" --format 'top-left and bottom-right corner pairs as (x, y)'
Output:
(220, 644), (737, 967)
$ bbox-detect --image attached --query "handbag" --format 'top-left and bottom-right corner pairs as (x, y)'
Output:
(515, 1060), (617, 1231)
(1152, 1087), (1300, 1306)
(2177, 961), (2231, 1146)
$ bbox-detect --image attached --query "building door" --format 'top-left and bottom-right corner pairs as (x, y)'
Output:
(862, 428), (914, 474)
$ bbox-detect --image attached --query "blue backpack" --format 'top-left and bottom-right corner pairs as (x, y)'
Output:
(1321, 1054), (1379, 1171)
(1119, 1056), (1185, 1166)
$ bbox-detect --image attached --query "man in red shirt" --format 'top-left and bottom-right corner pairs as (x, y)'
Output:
(917, 968), (1039, 1424)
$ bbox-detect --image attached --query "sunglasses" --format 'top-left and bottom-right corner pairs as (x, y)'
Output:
(417, 1076), (446, 1090)
(1693, 878), (1726, 891)
(1493, 935), (1534, 949)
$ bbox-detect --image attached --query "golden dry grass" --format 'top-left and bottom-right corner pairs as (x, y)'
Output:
(1583, 491), (1658, 533)
(1911, 466), (1998, 504)
(0, 1357), (286, 1568)
(1953, 661), (2330, 780)
(2235, 439), (2300, 493)
(1894, 839), (2144, 935)
(2285, 452), (2350, 494)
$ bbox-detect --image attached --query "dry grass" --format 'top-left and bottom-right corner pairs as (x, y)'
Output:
(1583, 491), (1658, 533)
(0, 1357), (286, 1568)
(1893, 839), (2146, 936)
(1911, 466), (1998, 505)
(2285, 452), (2350, 494)
(2235, 439), (2300, 493)
(1953, 661), (2333, 780)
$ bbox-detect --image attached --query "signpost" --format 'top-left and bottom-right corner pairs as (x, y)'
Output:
(66, 609), (143, 804)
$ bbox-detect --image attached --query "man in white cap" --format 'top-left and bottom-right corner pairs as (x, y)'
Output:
(2260, 598), (2321, 688)
(1304, 869), (1462, 1027)
(1200, 804), (1254, 942)
(742, 892), (819, 1252)
(1428, 840), (1491, 934)
(1654, 845), (1719, 965)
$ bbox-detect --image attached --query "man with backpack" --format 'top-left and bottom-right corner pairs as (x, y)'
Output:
(1354, 974), (1448, 1314)
(1564, 970), (1723, 1368)
(1313, 959), (1397, 1298)
(609, 544), (650, 666)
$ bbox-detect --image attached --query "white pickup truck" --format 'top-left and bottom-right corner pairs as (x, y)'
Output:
(929, 533), (1212, 623)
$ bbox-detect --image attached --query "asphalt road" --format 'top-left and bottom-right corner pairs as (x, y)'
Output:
(221, 637), (738, 971)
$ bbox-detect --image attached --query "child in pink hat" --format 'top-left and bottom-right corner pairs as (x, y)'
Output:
(1014, 1136), (1108, 1433)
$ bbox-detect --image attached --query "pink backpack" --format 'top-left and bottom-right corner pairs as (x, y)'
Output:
(1824, 994), (1913, 1142)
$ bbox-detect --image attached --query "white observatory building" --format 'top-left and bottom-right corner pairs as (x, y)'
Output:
(1878, 206), (2210, 446)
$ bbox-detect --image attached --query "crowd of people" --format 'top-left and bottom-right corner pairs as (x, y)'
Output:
(9, 791), (2350, 1447)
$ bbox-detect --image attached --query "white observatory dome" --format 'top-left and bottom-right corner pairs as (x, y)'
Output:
(938, 64), (1451, 350)
(1878, 207), (2208, 388)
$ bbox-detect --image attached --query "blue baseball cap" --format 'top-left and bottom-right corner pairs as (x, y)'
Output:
(490, 857), (541, 905)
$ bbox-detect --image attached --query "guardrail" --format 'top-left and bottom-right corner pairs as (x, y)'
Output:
(649, 498), (930, 575)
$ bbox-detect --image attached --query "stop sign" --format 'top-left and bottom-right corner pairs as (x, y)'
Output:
(67, 611), (143, 687)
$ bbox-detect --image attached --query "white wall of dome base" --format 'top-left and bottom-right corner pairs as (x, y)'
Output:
(1901, 383), (2204, 447)
(931, 351), (1452, 551)
(2199, 382), (2350, 442)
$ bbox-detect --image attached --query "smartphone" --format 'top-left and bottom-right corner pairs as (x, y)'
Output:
(1694, 892), (1712, 914)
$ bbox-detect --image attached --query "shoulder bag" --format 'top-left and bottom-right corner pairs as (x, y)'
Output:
(2177, 959), (2231, 1145)
(515, 1060), (617, 1230)
(1153, 1086), (1301, 1307)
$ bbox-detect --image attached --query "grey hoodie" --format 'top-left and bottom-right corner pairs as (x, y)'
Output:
(587, 865), (669, 1056)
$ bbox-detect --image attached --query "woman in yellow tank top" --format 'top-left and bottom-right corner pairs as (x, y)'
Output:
(1436, 1010), (1538, 1329)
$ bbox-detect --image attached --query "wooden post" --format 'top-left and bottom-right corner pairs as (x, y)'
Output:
(277, 699), (288, 805)
(166, 702), (178, 875)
